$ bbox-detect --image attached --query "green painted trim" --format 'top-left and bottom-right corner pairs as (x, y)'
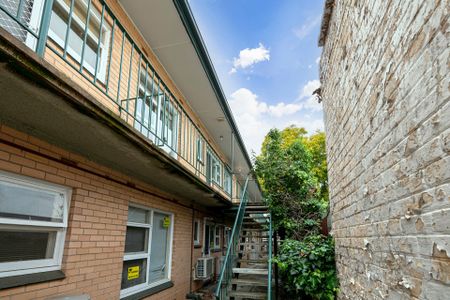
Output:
(172, 0), (262, 194)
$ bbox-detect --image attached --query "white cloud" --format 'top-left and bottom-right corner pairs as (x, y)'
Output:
(315, 56), (320, 64)
(230, 43), (270, 73)
(299, 79), (320, 99)
(298, 79), (322, 112)
(293, 16), (321, 40)
(228, 88), (322, 155)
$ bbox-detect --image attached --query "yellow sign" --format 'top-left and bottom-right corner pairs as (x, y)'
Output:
(163, 216), (170, 228)
(127, 266), (139, 280)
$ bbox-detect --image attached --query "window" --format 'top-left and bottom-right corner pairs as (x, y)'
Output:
(0, 171), (71, 278)
(133, 76), (179, 158)
(0, 0), (46, 50)
(121, 205), (173, 298)
(224, 227), (231, 248)
(193, 219), (200, 246)
(196, 138), (203, 162)
(207, 150), (222, 186)
(48, 0), (111, 81)
(214, 226), (220, 249)
(224, 169), (232, 195)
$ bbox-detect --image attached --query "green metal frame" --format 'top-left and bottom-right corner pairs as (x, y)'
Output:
(215, 176), (249, 299)
(268, 212), (273, 299)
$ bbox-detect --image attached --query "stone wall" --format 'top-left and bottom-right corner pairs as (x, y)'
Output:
(319, 0), (449, 299)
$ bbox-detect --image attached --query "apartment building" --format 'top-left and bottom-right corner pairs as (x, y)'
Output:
(0, 0), (262, 299)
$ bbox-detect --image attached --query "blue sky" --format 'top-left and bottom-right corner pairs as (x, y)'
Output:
(189, 0), (325, 154)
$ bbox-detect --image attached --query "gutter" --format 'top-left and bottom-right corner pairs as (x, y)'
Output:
(172, 0), (263, 195)
(318, 0), (335, 47)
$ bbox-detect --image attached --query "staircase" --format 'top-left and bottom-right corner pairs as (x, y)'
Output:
(229, 204), (272, 300)
(215, 176), (273, 300)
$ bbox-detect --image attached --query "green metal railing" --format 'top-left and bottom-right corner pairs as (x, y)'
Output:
(0, 0), (231, 197)
(268, 212), (273, 299)
(215, 176), (249, 300)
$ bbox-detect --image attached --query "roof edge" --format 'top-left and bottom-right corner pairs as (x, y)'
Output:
(172, 0), (263, 194)
(318, 0), (335, 47)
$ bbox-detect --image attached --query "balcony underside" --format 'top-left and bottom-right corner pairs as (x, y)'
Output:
(0, 29), (230, 209)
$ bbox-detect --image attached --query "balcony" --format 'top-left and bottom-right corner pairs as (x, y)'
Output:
(0, 0), (259, 206)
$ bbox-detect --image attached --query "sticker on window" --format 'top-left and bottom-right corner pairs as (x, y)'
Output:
(163, 216), (170, 228)
(127, 266), (140, 280)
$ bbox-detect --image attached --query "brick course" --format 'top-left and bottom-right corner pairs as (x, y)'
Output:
(0, 125), (221, 299)
(320, 0), (449, 299)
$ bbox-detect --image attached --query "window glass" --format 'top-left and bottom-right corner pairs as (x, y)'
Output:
(0, 180), (64, 223)
(196, 138), (203, 162)
(121, 259), (147, 290)
(124, 227), (148, 253)
(149, 212), (170, 283)
(224, 169), (231, 194)
(214, 226), (220, 248)
(128, 206), (149, 224)
(193, 220), (199, 244)
(48, 0), (111, 80)
(122, 206), (172, 297)
(0, 230), (56, 263)
(0, 172), (69, 278)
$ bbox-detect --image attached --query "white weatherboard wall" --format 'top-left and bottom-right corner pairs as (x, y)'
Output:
(320, 0), (449, 299)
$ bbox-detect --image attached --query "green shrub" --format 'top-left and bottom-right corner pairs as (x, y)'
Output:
(274, 235), (339, 299)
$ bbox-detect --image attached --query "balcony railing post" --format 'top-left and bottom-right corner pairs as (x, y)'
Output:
(36, 0), (54, 56)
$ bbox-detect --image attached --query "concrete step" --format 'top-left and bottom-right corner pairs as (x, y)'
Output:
(231, 279), (268, 287)
(228, 291), (267, 299)
(238, 258), (268, 263)
(239, 242), (268, 247)
(232, 268), (268, 275)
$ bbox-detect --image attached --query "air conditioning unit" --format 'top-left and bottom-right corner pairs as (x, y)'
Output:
(195, 257), (215, 280)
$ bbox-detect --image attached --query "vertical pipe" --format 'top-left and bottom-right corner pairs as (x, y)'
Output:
(16, 0), (24, 19)
(105, 19), (116, 93)
(79, 0), (92, 72)
(125, 45), (135, 117)
(63, 0), (75, 59)
(36, 0), (54, 56)
(116, 32), (126, 102)
(93, 3), (105, 84)
(274, 230), (279, 300)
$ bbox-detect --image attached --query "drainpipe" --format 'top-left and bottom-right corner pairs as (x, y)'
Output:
(231, 131), (235, 200)
(190, 206), (195, 292)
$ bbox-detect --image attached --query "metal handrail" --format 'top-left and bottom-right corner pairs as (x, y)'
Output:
(268, 212), (273, 299)
(0, 0), (232, 198)
(215, 176), (250, 299)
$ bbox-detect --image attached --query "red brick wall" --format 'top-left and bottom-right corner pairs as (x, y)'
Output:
(0, 125), (201, 300)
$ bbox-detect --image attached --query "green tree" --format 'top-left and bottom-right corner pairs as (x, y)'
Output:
(255, 126), (338, 299)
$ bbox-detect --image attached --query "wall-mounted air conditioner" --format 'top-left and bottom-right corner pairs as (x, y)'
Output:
(195, 257), (215, 280)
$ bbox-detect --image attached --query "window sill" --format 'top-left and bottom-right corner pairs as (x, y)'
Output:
(0, 270), (65, 290)
(211, 248), (222, 253)
(121, 281), (174, 300)
(194, 243), (202, 249)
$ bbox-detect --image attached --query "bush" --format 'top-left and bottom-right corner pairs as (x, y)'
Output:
(274, 235), (339, 300)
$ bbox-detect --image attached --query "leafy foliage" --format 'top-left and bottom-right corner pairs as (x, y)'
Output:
(254, 126), (338, 299)
(255, 127), (328, 238)
(274, 236), (339, 299)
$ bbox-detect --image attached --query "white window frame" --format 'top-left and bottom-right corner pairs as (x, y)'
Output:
(193, 219), (200, 246)
(120, 204), (174, 299)
(196, 138), (204, 163)
(0, 171), (71, 278)
(224, 168), (232, 195)
(48, 0), (111, 81)
(224, 227), (231, 248)
(214, 225), (221, 249)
